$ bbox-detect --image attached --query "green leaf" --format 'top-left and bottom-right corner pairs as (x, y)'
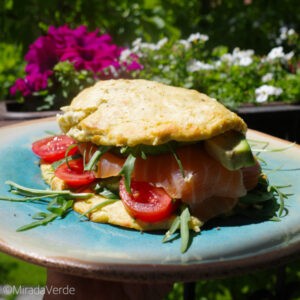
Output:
(180, 206), (191, 253)
(97, 187), (120, 200)
(17, 213), (57, 232)
(79, 199), (119, 219)
(32, 212), (48, 219)
(52, 153), (81, 170)
(0, 194), (58, 202)
(239, 190), (274, 204)
(119, 153), (136, 194)
(84, 146), (112, 171)
(65, 144), (79, 169)
(167, 144), (185, 178)
(162, 216), (180, 243)
(5, 181), (93, 199)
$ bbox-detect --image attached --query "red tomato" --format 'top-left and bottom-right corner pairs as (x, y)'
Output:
(32, 135), (78, 162)
(119, 177), (177, 223)
(54, 158), (96, 187)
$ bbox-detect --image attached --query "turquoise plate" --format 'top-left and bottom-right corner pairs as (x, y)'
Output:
(0, 118), (299, 282)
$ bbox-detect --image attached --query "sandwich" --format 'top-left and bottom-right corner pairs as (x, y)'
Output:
(34, 79), (261, 238)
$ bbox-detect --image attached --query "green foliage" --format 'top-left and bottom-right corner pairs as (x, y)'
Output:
(164, 260), (300, 300)
(197, 0), (300, 55)
(0, 0), (192, 52)
(1, 0), (300, 55)
(131, 32), (300, 110)
(32, 61), (97, 110)
(0, 43), (25, 100)
(0, 252), (46, 286)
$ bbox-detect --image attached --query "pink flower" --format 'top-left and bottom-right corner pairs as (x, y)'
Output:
(10, 79), (31, 97)
(127, 60), (144, 71)
(11, 25), (143, 98)
(24, 36), (58, 75)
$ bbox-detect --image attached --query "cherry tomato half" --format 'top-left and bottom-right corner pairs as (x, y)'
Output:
(119, 177), (177, 223)
(32, 135), (78, 162)
(54, 158), (96, 188)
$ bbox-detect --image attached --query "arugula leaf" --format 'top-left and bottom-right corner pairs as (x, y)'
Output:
(96, 187), (120, 200)
(84, 146), (112, 171)
(236, 199), (280, 220)
(162, 216), (180, 243)
(251, 142), (295, 153)
(239, 190), (274, 204)
(162, 206), (191, 253)
(119, 153), (136, 194)
(180, 206), (191, 253)
(47, 199), (73, 217)
(94, 177), (121, 194)
(51, 153), (81, 169)
(16, 195), (75, 231)
(65, 144), (79, 169)
(167, 144), (185, 178)
(17, 213), (57, 231)
(0, 194), (59, 202)
(79, 199), (119, 219)
(268, 185), (291, 217)
(5, 181), (93, 199)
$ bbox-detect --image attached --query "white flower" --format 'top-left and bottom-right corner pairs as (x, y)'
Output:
(275, 38), (282, 45)
(187, 32), (209, 43)
(221, 53), (234, 63)
(156, 37), (168, 49)
(262, 73), (274, 82)
(280, 26), (288, 41)
(267, 46), (294, 62)
(285, 51), (294, 61)
(267, 46), (285, 60)
(187, 59), (214, 72)
(221, 48), (254, 67)
(132, 38), (142, 48)
(141, 43), (157, 50)
(119, 49), (131, 62)
(288, 28), (295, 36)
(178, 39), (191, 50)
(232, 48), (254, 58)
(215, 60), (222, 68)
(109, 66), (119, 78)
(239, 56), (253, 66)
(255, 85), (283, 103)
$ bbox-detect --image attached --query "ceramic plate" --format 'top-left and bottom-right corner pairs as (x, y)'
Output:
(0, 118), (299, 282)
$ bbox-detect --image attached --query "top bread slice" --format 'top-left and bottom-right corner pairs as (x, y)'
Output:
(58, 79), (247, 147)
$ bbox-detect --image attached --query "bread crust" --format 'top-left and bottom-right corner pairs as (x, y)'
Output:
(58, 79), (247, 146)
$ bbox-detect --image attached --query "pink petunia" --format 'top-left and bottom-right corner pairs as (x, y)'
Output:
(11, 25), (143, 98)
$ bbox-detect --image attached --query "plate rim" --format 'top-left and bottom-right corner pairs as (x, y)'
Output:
(0, 118), (299, 282)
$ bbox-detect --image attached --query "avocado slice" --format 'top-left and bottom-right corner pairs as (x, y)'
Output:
(204, 130), (255, 170)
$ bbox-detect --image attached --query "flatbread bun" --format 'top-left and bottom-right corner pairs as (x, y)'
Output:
(40, 163), (202, 231)
(58, 79), (247, 147)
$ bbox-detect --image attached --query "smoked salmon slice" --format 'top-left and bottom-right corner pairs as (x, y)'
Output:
(78, 143), (260, 221)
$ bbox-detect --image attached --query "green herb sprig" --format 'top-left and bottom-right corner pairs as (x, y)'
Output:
(94, 185), (120, 200)
(5, 181), (93, 199)
(0, 181), (95, 231)
(65, 144), (79, 169)
(167, 144), (185, 178)
(236, 176), (292, 220)
(16, 196), (74, 231)
(52, 153), (81, 169)
(84, 146), (112, 171)
(162, 205), (191, 253)
(79, 199), (119, 219)
(119, 153), (136, 194)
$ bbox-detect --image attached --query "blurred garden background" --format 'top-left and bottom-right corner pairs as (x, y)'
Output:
(0, 0), (300, 299)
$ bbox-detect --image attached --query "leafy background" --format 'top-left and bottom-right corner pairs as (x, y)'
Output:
(0, 0), (300, 298)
